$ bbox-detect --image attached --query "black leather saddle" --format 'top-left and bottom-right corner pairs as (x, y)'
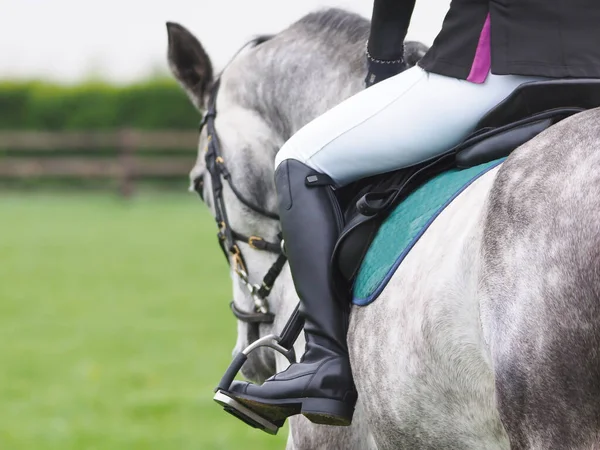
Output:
(331, 78), (600, 298)
(456, 78), (600, 168)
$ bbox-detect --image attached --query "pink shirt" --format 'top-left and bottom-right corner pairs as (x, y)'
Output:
(467, 14), (492, 83)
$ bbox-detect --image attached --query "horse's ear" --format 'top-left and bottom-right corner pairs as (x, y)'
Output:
(166, 22), (213, 110)
(404, 41), (430, 67)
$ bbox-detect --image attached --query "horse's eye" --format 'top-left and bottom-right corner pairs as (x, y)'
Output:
(194, 176), (205, 201)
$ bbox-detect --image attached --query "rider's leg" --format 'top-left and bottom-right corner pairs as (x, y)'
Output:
(228, 158), (355, 426)
(226, 66), (546, 426)
(275, 66), (546, 186)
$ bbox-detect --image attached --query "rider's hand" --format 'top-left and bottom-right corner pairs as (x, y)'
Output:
(364, 46), (409, 88)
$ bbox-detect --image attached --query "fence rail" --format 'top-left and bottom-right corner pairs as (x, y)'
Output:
(0, 130), (199, 151)
(0, 130), (199, 196)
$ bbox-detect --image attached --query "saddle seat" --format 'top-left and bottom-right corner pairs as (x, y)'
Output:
(456, 78), (600, 168)
(332, 78), (600, 297)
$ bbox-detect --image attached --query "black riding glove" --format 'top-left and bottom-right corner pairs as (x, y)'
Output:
(365, 0), (417, 88)
(365, 48), (409, 88)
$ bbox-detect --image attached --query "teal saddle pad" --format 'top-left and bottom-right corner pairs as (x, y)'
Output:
(352, 158), (504, 306)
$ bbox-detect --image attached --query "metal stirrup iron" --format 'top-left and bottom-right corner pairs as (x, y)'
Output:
(213, 304), (305, 434)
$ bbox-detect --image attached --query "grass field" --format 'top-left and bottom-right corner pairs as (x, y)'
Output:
(0, 192), (288, 450)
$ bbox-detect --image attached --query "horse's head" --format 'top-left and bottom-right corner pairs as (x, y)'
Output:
(166, 22), (295, 383)
(165, 10), (429, 383)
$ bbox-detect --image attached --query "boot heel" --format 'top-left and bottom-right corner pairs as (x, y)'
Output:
(301, 398), (355, 426)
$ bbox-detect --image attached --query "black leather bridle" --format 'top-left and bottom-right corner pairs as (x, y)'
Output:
(193, 42), (287, 324)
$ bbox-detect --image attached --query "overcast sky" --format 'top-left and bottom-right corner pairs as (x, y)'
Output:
(2, 0), (451, 83)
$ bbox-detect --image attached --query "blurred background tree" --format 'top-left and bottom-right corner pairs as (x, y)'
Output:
(0, 78), (198, 131)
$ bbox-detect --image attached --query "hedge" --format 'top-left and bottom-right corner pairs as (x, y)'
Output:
(0, 78), (200, 130)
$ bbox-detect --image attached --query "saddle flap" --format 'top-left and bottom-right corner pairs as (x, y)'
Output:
(332, 212), (381, 285)
(456, 117), (552, 168)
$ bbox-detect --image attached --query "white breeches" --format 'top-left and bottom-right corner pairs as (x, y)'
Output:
(274, 66), (545, 186)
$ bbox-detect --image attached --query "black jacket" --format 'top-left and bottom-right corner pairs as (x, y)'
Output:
(369, 0), (600, 80)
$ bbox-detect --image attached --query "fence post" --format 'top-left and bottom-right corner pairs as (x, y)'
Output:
(118, 129), (137, 198)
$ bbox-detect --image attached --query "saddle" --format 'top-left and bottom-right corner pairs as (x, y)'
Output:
(331, 78), (600, 298)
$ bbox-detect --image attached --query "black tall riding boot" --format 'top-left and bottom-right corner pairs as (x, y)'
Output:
(226, 159), (357, 426)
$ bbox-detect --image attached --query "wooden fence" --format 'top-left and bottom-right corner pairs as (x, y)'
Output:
(0, 130), (199, 196)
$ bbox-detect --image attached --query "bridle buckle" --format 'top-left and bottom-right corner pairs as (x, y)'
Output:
(253, 294), (269, 314)
(231, 245), (247, 278)
(248, 236), (264, 250)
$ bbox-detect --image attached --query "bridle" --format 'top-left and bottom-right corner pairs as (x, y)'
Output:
(193, 37), (287, 325)
(195, 79), (287, 324)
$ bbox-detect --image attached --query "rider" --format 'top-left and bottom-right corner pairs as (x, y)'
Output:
(226, 0), (600, 426)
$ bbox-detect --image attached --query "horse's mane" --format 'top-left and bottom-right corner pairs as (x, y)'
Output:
(222, 8), (369, 138)
(293, 8), (370, 43)
(229, 8), (368, 71)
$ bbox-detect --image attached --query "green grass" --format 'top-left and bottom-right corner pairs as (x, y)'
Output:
(0, 192), (287, 450)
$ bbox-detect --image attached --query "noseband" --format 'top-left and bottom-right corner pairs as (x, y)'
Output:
(193, 41), (287, 324)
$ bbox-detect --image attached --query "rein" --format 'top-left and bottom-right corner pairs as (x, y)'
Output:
(194, 38), (287, 324)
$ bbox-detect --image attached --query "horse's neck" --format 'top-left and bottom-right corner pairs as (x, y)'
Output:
(223, 45), (366, 145)
(287, 78), (364, 136)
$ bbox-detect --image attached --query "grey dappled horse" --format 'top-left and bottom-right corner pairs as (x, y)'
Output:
(167, 8), (600, 450)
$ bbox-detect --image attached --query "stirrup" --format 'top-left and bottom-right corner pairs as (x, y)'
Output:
(213, 390), (285, 434)
(213, 304), (304, 435)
